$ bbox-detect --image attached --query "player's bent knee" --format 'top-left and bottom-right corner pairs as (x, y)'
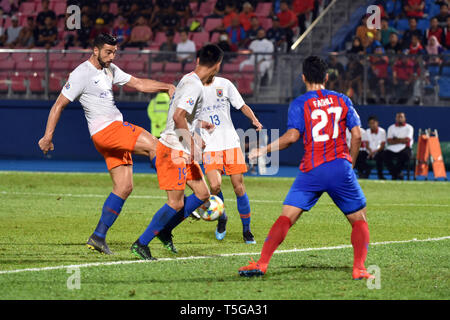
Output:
(233, 184), (245, 197)
(210, 184), (221, 195)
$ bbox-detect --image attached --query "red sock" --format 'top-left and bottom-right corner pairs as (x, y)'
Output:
(258, 216), (292, 268)
(351, 220), (370, 270)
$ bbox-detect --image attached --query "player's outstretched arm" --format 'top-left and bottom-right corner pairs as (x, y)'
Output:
(38, 93), (71, 155)
(240, 104), (262, 131)
(126, 76), (176, 97)
(249, 128), (300, 160)
(349, 126), (362, 168)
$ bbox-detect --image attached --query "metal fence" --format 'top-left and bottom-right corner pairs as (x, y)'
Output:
(0, 49), (449, 105)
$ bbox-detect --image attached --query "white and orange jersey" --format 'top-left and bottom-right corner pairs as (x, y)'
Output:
(198, 76), (245, 152)
(159, 71), (205, 154)
(61, 60), (131, 136)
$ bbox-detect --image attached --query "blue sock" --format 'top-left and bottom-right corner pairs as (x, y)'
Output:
(94, 193), (125, 239)
(139, 204), (177, 246)
(151, 156), (157, 170)
(162, 196), (187, 233)
(216, 191), (227, 221)
(183, 193), (205, 219)
(237, 193), (251, 233)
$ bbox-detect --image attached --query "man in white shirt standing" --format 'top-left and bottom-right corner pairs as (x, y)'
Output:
(385, 112), (414, 180)
(366, 115), (387, 180)
(38, 33), (175, 255)
(176, 28), (196, 63)
(239, 29), (274, 84)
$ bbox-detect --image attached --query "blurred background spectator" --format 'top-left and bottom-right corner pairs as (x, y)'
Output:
(176, 28), (195, 63)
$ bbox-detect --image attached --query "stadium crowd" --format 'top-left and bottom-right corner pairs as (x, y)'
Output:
(329, 0), (450, 105)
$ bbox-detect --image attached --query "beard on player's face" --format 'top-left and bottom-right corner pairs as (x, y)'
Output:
(98, 54), (112, 68)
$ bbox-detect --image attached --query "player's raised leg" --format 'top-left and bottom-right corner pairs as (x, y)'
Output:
(133, 129), (158, 168)
(87, 164), (133, 254)
(239, 205), (302, 276)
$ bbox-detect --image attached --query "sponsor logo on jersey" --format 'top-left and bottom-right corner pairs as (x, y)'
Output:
(64, 82), (70, 90)
(187, 98), (194, 106)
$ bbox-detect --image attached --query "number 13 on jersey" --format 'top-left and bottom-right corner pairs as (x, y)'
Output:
(311, 107), (342, 142)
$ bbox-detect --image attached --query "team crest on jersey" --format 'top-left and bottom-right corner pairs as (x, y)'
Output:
(216, 88), (223, 97)
(64, 82), (70, 90)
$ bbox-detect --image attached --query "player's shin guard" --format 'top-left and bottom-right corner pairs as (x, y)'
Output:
(138, 204), (177, 246)
(351, 220), (370, 270)
(93, 193), (125, 239)
(237, 193), (251, 232)
(258, 216), (292, 269)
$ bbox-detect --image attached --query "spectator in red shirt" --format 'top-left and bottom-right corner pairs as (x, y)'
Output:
(277, 1), (297, 50)
(223, 3), (239, 29)
(404, 0), (425, 18)
(239, 2), (257, 31)
(444, 16), (450, 49)
(293, 0), (314, 36)
(425, 17), (443, 45)
(408, 34), (425, 54)
(369, 45), (389, 104)
(393, 54), (420, 104)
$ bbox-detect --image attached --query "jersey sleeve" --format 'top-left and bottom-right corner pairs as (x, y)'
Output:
(61, 70), (85, 102)
(227, 80), (245, 110)
(111, 63), (132, 86)
(387, 125), (394, 139)
(287, 99), (305, 134)
(344, 96), (361, 130)
(175, 80), (203, 115)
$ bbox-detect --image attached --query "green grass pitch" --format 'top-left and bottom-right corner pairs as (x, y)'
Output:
(0, 171), (449, 300)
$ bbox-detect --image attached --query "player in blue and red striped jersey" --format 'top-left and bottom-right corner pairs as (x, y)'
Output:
(238, 56), (374, 280)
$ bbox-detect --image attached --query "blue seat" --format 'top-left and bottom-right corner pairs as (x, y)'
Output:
(417, 19), (430, 32)
(441, 66), (450, 77)
(438, 77), (450, 98)
(428, 64), (441, 85)
(396, 19), (410, 31)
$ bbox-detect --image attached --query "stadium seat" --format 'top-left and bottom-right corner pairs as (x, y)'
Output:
(0, 60), (14, 72)
(16, 61), (33, 73)
(0, 78), (8, 93)
(396, 19), (409, 31)
(192, 32), (210, 48)
(49, 73), (64, 93)
(28, 74), (45, 94)
(159, 73), (178, 84)
(150, 62), (163, 73)
(121, 53), (140, 62)
(442, 66), (450, 77)
(29, 52), (46, 61)
(109, 2), (118, 15)
(164, 62), (182, 73)
(223, 63), (240, 73)
(210, 32), (220, 43)
(259, 18), (272, 30)
(417, 19), (430, 32)
(438, 77), (450, 99)
(153, 32), (167, 46)
(255, 2), (272, 17)
(183, 62), (196, 72)
(50, 61), (71, 72)
(11, 52), (29, 62)
(19, 2), (35, 15)
(204, 18), (222, 32)
(31, 61), (47, 72)
(10, 74), (27, 93)
(53, 2), (66, 16)
(122, 84), (138, 94)
(124, 61), (146, 74)
(236, 77), (253, 95)
(197, 2), (215, 17)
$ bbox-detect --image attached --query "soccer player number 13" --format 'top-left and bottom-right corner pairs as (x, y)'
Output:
(311, 106), (342, 142)
(209, 114), (220, 125)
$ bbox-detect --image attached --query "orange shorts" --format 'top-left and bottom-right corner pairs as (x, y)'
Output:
(156, 141), (204, 190)
(92, 121), (144, 171)
(203, 147), (247, 175)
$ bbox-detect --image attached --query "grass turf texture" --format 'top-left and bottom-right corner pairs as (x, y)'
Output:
(0, 171), (449, 299)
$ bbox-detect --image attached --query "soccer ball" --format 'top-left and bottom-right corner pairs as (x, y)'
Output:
(194, 195), (225, 221)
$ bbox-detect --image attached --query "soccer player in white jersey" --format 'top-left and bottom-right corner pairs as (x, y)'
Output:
(199, 75), (262, 243)
(38, 34), (175, 254)
(130, 44), (222, 260)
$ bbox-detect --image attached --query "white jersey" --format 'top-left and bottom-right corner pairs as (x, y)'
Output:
(198, 77), (245, 152)
(346, 127), (367, 151)
(366, 127), (386, 152)
(159, 72), (204, 154)
(386, 123), (414, 153)
(61, 60), (131, 136)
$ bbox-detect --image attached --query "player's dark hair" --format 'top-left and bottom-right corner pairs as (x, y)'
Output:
(302, 56), (328, 84)
(368, 115), (378, 122)
(93, 33), (117, 49)
(197, 44), (224, 68)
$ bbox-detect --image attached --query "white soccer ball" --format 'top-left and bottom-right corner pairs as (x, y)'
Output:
(194, 195), (225, 221)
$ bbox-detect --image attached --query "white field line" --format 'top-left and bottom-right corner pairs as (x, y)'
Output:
(0, 190), (449, 207)
(0, 236), (448, 275)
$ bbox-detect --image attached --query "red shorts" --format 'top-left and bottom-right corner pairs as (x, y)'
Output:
(156, 141), (204, 190)
(203, 147), (247, 175)
(92, 121), (144, 171)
